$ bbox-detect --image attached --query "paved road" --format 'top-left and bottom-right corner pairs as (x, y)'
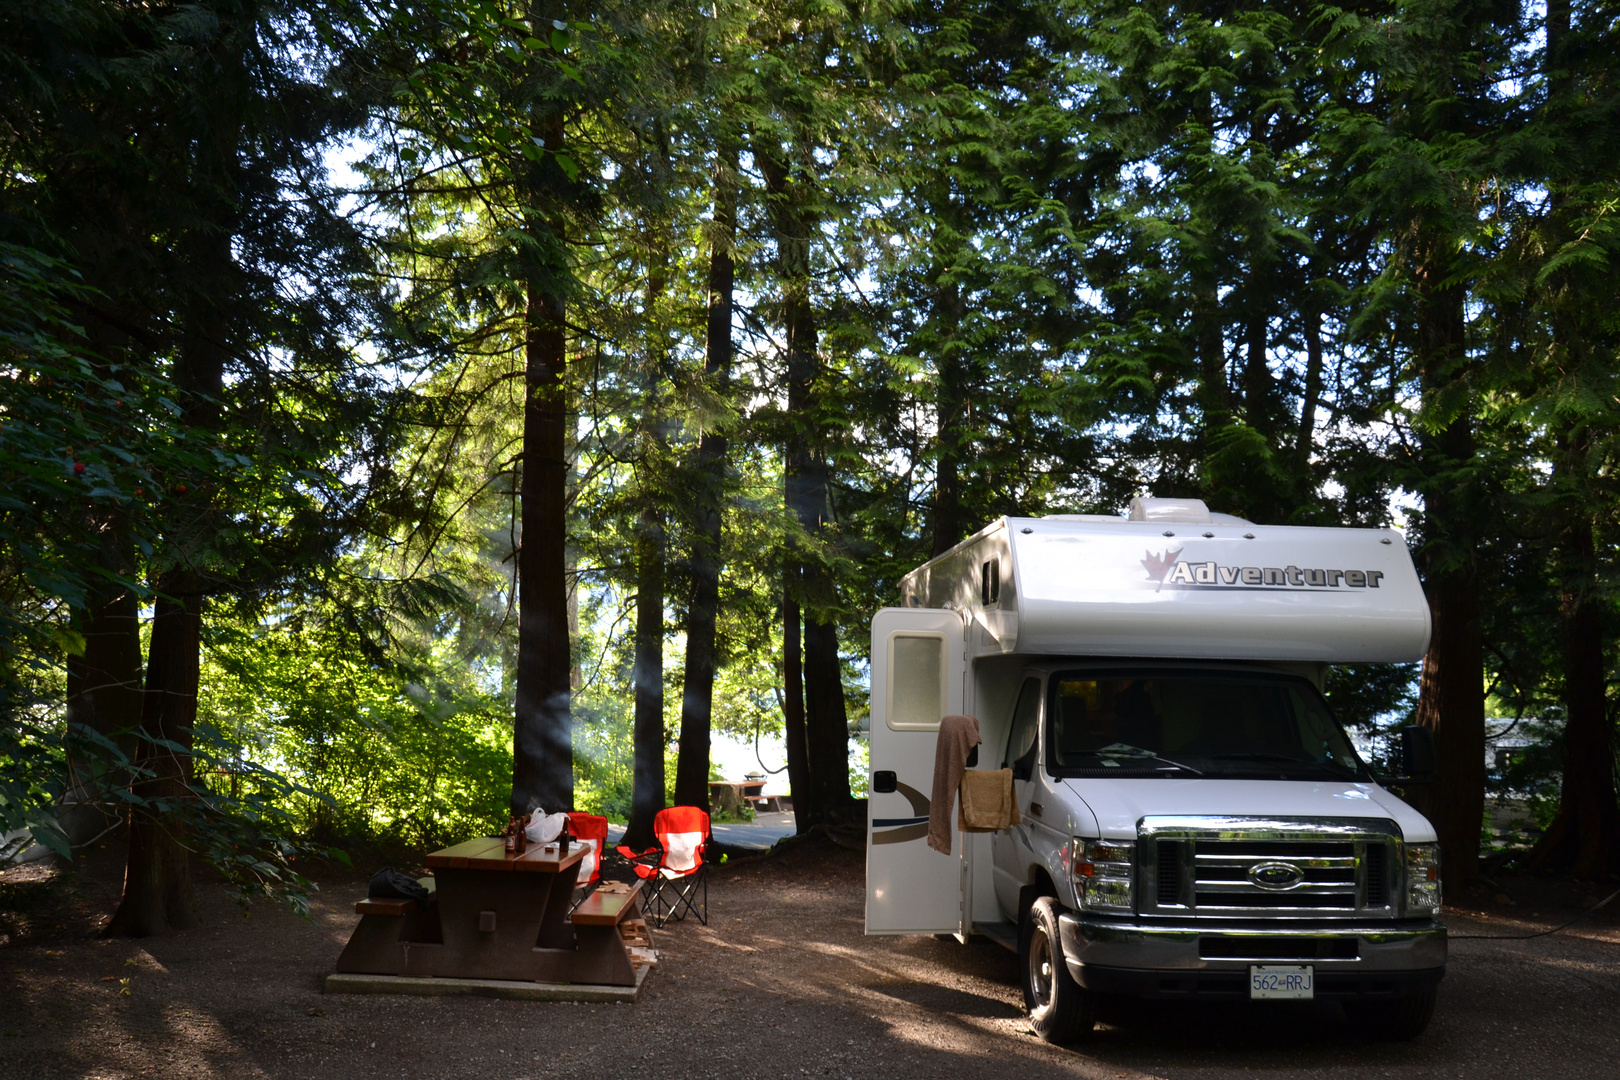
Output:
(607, 810), (798, 852)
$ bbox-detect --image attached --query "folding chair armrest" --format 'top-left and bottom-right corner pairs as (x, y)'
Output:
(615, 844), (658, 861)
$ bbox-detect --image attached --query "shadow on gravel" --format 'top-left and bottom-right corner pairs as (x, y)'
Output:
(866, 978), (1027, 1020)
(1093, 997), (1366, 1047)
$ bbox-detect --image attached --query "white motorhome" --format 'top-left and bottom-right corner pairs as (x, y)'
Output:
(865, 498), (1445, 1042)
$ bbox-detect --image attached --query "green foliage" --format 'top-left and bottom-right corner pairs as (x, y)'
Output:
(5, 0), (1620, 884)
(202, 605), (514, 848)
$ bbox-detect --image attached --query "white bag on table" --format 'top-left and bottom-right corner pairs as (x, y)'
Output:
(523, 810), (567, 845)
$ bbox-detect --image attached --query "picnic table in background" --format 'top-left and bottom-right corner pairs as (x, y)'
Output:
(708, 778), (784, 815)
(334, 837), (648, 987)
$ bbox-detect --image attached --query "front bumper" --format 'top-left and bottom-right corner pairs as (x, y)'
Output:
(1057, 912), (1446, 1001)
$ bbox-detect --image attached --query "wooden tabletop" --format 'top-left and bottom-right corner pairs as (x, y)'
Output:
(425, 837), (588, 873)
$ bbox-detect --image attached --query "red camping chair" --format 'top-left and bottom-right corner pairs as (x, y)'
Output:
(615, 806), (711, 928)
(567, 812), (610, 897)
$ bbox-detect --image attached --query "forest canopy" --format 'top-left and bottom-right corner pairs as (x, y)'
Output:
(2, 0), (1618, 930)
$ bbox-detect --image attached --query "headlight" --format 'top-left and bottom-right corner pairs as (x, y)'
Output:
(1405, 842), (1441, 915)
(1072, 838), (1135, 914)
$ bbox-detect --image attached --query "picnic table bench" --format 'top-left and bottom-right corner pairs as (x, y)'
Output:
(570, 882), (648, 985)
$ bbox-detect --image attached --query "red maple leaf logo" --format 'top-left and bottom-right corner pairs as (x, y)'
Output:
(1141, 548), (1182, 581)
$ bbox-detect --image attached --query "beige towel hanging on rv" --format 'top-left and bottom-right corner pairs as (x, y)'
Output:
(928, 715), (980, 855)
(959, 768), (1021, 832)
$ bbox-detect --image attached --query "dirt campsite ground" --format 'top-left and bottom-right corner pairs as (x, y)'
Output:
(2, 838), (1617, 1080)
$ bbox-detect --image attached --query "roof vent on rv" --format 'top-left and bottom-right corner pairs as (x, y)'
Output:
(1128, 497), (1214, 524)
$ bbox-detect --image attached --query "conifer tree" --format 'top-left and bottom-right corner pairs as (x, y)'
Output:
(1518, 0), (1620, 877)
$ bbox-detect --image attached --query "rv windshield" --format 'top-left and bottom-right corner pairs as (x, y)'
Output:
(1046, 669), (1369, 781)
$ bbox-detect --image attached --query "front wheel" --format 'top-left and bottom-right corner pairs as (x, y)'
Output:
(1343, 990), (1437, 1040)
(1021, 897), (1095, 1044)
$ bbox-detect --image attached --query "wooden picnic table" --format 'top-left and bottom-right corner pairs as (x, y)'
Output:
(709, 779), (783, 815)
(334, 836), (648, 987)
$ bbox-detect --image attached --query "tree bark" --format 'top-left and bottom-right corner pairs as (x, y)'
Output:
(673, 139), (738, 813)
(1192, 261), (1227, 433)
(781, 584), (810, 825)
(758, 136), (853, 831)
(107, 94), (234, 928)
(105, 586), (202, 935)
(62, 523), (144, 846)
(1524, 0), (1620, 877)
(1190, 87), (1229, 464)
(1529, 511), (1620, 877)
(626, 504), (665, 842)
(931, 280), (967, 558)
(1410, 265), (1484, 890)
(1295, 297), (1323, 469)
(511, 99), (573, 815)
(1242, 305), (1269, 428)
(627, 201), (672, 846)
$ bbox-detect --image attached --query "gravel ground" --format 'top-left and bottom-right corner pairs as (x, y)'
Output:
(1, 841), (1616, 1080)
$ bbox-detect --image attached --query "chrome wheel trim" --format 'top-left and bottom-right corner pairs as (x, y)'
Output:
(1028, 924), (1053, 1008)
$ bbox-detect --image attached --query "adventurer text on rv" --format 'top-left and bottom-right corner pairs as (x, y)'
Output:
(865, 498), (1444, 1043)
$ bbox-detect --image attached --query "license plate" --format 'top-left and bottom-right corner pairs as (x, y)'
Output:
(1250, 964), (1314, 999)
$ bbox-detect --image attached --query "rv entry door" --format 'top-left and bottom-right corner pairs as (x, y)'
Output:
(865, 607), (967, 935)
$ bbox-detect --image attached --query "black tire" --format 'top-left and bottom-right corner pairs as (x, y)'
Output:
(1020, 897), (1095, 1044)
(1343, 990), (1437, 1040)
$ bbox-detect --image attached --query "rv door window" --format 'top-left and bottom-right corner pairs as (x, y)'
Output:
(1003, 678), (1041, 770)
(888, 632), (947, 730)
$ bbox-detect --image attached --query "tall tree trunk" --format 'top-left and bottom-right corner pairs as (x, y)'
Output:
(1525, 0), (1620, 876)
(673, 139), (738, 812)
(1192, 261), (1226, 435)
(803, 615), (851, 820)
(61, 524), (144, 846)
(1242, 305), (1268, 427)
(781, 585), (810, 825)
(1295, 296), (1323, 472)
(106, 588), (202, 935)
(759, 137), (853, 831)
(512, 101), (573, 815)
(932, 279), (967, 558)
(1410, 266), (1484, 890)
(627, 204), (671, 846)
(65, 312), (148, 845)
(626, 506), (665, 841)
(1529, 509), (1620, 877)
(1190, 90), (1229, 500)
(107, 130), (234, 932)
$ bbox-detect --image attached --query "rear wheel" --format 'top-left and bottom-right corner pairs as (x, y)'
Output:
(1021, 897), (1094, 1044)
(1343, 990), (1437, 1040)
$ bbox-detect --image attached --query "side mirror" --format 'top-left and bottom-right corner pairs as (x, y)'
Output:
(1399, 725), (1437, 784)
(1011, 743), (1036, 782)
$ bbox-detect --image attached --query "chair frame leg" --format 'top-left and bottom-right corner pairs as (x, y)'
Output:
(645, 877), (672, 929)
(660, 870), (707, 927)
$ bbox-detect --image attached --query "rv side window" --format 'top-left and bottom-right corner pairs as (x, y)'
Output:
(1003, 677), (1041, 769)
(888, 633), (946, 730)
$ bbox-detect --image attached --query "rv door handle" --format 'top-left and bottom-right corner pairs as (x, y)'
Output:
(1028, 802), (1043, 818)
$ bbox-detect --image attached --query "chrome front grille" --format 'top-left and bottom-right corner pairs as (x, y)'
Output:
(1139, 817), (1400, 919)
(1195, 840), (1358, 910)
